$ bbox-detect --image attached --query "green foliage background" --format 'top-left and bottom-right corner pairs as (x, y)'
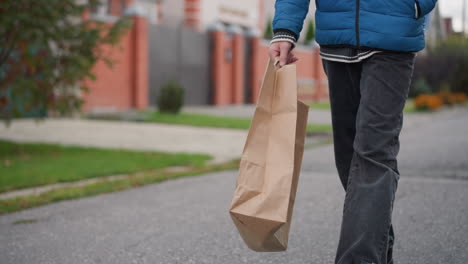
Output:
(411, 36), (468, 97)
(263, 17), (273, 40)
(304, 20), (315, 45)
(0, 0), (131, 121)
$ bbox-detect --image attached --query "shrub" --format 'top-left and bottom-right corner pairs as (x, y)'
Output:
(451, 93), (467, 104)
(437, 90), (451, 105)
(157, 80), (185, 114)
(414, 94), (444, 111)
(412, 36), (468, 96)
(409, 78), (431, 98)
(0, 0), (131, 122)
(415, 91), (466, 111)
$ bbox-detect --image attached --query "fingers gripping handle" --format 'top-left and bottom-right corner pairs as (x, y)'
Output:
(274, 57), (281, 69)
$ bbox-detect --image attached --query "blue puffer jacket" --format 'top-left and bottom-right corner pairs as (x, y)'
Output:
(272, 0), (437, 52)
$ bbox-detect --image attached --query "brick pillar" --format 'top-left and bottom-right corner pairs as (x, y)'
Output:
(210, 26), (228, 105)
(125, 10), (149, 109)
(184, 0), (200, 30)
(258, 0), (265, 35)
(156, 1), (163, 24)
(312, 46), (327, 101)
(312, 46), (320, 101)
(231, 31), (245, 104)
(249, 36), (261, 104)
(81, 9), (90, 20)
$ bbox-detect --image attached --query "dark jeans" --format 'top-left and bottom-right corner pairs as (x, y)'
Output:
(322, 52), (416, 264)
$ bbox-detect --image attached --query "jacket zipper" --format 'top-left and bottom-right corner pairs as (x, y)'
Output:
(415, 0), (421, 19)
(355, 0), (360, 47)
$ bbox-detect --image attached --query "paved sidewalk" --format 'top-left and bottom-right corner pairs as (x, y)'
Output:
(1, 107), (461, 164)
(184, 104), (467, 129)
(0, 108), (467, 264)
(0, 119), (247, 163)
(184, 104), (334, 124)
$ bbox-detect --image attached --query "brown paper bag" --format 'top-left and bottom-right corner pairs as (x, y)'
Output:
(229, 58), (309, 252)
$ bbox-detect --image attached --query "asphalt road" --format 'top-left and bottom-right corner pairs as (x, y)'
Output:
(1, 108), (467, 264)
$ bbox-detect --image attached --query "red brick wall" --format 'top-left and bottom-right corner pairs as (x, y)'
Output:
(232, 34), (245, 104)
(131, 16), (149, 109)
(210, 30), (246, 105)
(210, 30), (328, 105)
(82, 31), (132, 112)
(82, 15), (149, 112)
(82, 8), (327, 111)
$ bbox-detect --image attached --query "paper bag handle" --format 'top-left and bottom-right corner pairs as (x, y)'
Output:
(273, 57), (281, 69)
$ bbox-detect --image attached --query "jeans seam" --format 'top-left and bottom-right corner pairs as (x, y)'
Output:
(343, 157), (358, 214)
(377, 220), (392, 263)
(378, 173), (399, 263)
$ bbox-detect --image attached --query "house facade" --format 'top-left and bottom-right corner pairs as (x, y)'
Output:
(82, 0), (327, 112)
(159, 0), (315, 36)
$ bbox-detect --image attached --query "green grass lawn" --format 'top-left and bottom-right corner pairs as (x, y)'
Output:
(403, 99), (417, 113)
(0, 140), (211, 193)
(145, 112), (333, 134)
(308, 101), (332, 110)
(146, 112), (252, 129)
(0, 159), (239, 215)
(309, 99), (417, 113)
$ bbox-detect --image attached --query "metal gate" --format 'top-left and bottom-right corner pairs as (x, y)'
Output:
(148, 24), (211, 106)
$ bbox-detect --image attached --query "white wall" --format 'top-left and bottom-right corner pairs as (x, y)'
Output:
(200, 0), (260, 30)
(138, 0), (158, 24)
(158, 0), (316, 36)
(161, 0), (185, 25)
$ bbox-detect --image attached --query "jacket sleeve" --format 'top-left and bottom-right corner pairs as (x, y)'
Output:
(272, 0), (311, 40)
(417, 0), (437, 17)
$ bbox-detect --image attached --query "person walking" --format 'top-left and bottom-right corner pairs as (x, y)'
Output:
(269, 1), (437, 264)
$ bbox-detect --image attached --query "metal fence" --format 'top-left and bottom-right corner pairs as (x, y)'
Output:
(148, 24), (211, 106)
